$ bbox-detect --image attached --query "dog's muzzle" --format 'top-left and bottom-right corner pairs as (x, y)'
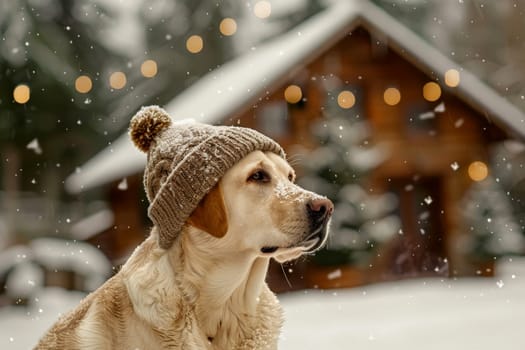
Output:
(260, 197), (334, 255)
(303, 197), (334, 252)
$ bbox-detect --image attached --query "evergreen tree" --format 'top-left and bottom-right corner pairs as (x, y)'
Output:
(298, 87), (400, 266)
(0, 0), (128, 242)
(462, 177), (525, 260)
(0, 0), (132, 186)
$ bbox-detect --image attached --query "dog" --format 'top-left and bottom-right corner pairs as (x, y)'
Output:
(36, 150), (333, 349)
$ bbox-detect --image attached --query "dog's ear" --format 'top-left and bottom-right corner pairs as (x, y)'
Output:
(187, 183), (228, 238)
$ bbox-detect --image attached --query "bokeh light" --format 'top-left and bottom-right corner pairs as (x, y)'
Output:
(186, 35), (204, 54)
(337, 90), (356, 109)
(423, 82), (442, 102)
(383, 87), (401, 106)
(109, 72), (127, 90)
(468, 161), (488, 182)
(141, 60), (158, 78)
(284, 85), (302, 104)
(75, 75), (93, 94)
(254, 1), (272, 19)
(445, 69), (460, 87)
(219, 18), (237, 36)
(13, 84), (30, 104)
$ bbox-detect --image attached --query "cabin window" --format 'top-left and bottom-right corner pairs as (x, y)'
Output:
(256, 101), (289, 139)
(405, 102), (438, 136)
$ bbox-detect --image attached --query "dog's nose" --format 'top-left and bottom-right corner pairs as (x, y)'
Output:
(307, 197), (334, 223)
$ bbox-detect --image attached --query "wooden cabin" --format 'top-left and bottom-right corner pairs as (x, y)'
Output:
(65, 0), (525, 291)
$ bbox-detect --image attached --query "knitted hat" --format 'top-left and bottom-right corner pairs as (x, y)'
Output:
(129, 105), (286, 249)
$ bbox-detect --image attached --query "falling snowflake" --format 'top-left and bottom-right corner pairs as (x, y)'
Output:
(118, 178), (128, 190)
(26, 138), (42, 155)
(419, 111), (435, 120)
(496, 280), (504, 288)
(424, 196), (433, 205)
(327, 269), (342, 280)
(450, 162), (460, 171)
(454, 118), (464, 128)
(434, 102), (446, 113)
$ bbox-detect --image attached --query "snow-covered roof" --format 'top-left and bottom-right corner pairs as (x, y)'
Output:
(0, 246), (33, 277)
(30, 238), (112, 290)
(65, 0), (525, 193)
(70, 209), (114, 241)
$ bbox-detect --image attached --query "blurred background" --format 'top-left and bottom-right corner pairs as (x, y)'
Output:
(1, 0), (525, 348)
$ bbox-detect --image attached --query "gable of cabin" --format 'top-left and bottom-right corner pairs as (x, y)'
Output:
(228, 26), (509, 283)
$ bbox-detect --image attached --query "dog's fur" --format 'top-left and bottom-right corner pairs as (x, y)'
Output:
(36, 151), (332, 349)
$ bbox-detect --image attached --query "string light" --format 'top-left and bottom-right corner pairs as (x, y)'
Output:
(186, 35), (203, 54)
(445, 69), (460, 87)
(383, 87), (401, 106)
(219, 18), (237, 36)
(13, 84), (30, 104)
(109, 72), (126, 90)
(337, 90), (356, 109)
(141, 60), (158, 78)
(468, 161), (488, 182)
(253, 1), (271, 19)
(75, 75), (92, 93)
(284, 85), (302, 104)
(423, 82), (441, 102)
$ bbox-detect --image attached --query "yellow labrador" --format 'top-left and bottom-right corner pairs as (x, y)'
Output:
(36, 150), (333, 349)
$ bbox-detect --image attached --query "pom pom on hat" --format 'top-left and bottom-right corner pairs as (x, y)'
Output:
(130, 105), (172, 153)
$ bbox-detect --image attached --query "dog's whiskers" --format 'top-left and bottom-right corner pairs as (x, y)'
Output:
(280, 263), (293, 289)
(287, 154), (303, 167)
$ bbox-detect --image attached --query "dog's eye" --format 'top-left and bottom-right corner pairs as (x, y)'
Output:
(248, 170), (270, 183)
(288, 173), (295, 182)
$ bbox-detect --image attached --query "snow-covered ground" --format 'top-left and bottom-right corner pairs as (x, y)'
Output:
(0, 288), (85, 349)
(280, 257), (525, 349)
(0, 258), (523, 349)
